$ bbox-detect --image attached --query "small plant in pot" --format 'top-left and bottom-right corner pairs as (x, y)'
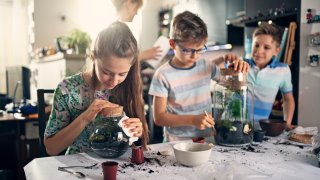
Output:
(63, 29), (91, 55)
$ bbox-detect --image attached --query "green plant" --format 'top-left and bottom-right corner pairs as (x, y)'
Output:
(215, 89), (242, 120)
(228, 99), (241, 118)
(64, 29), (91, 54)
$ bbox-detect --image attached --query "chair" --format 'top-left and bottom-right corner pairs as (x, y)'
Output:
(145, 95), (163, 144)
(37, 89), (54, 157)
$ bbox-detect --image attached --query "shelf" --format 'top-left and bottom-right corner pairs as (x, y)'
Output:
(226, 17), (245, 27)
(32, 52), (86, 63)
(244, 12), (298, 27)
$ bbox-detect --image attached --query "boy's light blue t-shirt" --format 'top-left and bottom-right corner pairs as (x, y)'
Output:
(148, 58), (220, 138)
(245, 57), (293, 121)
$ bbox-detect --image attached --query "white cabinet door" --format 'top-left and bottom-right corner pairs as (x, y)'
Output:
(29, 55), (86, 102)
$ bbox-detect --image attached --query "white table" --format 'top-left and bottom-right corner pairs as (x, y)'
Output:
(24, 135), (320, 180)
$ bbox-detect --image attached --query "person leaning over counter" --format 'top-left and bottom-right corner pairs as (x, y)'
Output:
(44, 21), (149, 155)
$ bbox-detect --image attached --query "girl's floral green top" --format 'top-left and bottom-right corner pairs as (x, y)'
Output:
(45, 73), (110, 155)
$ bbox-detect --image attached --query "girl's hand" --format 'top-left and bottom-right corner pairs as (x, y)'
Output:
(224, 54), (249, 73)
(192, 113), (215, 130)
(81, 99), (119, 124)
(122, 118), (143, 137)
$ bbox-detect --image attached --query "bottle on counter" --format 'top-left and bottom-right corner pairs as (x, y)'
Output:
(213, 68), (254, 146)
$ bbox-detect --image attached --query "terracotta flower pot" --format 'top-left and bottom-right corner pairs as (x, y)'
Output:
(131, 147), (145, 165)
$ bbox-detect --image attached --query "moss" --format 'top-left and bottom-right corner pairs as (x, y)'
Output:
(220, 120), (233, 129)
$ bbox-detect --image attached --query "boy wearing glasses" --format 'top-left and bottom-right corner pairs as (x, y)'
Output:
(148, 11), (249, 142)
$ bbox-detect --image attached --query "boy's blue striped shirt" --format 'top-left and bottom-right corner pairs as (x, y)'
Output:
(245, 57), (293, 121)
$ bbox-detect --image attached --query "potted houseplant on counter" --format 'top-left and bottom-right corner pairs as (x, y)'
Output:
(63, 29), (91, 55)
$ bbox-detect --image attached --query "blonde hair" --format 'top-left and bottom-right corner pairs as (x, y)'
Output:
(112, 0), (143, 12)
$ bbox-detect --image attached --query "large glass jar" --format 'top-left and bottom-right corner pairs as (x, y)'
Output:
(89, 106), (129, 158)
(213, 69), (254, 146)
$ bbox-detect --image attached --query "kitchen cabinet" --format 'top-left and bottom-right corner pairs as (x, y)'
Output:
(29, 52), (86, 102)
(0, 121), (16, 180)
(0, 114), (39, 180)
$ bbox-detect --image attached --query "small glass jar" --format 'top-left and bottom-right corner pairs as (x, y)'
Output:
(213, 69), (254, 146)
(89, 106), (130, 158)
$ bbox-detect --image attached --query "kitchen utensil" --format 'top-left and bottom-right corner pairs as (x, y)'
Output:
(173, 142), (212, 167)
(58, 167), (85, 178)
(204, 110), (216, 136)
(58, 163), (98, 169)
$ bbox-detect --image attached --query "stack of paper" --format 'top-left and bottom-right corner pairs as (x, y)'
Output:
(146, 36), (170, 69)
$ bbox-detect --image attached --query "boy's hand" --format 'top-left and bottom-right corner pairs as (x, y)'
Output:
(223, 54), (238, 64)
(285, 124), (296, 131)
(192, 113), (215, 130)
(223, 54), (249, 73)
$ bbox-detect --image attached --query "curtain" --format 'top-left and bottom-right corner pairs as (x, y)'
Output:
(0, 0), (29, 94)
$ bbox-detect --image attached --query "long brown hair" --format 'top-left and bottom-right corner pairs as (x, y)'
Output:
(91, 21), (149, 148)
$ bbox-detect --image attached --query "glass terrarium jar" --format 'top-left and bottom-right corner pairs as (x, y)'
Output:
(89, 106), (130, 158)
(213, 68), (254, 146)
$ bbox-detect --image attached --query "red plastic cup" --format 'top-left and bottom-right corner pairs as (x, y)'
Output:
(192, 137), (205, 143)
(102, 161), (118, 180)
(131, 147), (145, 164)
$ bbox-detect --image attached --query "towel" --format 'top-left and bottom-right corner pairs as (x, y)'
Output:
(118, 115), (139, 145)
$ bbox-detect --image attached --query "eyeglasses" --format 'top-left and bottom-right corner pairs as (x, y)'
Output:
(176, 43), (207, 55)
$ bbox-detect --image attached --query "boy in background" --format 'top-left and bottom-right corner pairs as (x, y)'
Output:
(245, 22), (295, 130)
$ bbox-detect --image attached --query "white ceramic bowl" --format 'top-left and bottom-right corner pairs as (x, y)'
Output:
(173, 142), (212, 167)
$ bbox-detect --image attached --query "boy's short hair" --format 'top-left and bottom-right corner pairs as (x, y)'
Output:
(170, 11), (208, 43)
(253, 22), (282, 46)
(112, 0), (143, 12)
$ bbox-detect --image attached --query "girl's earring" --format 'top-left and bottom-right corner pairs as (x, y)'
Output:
(169, 39), (175, 49)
